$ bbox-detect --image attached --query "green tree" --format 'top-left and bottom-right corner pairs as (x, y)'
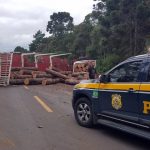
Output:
(43, 33), (75, 53)
(72, 22), (93, 57)
(47, 12), (74, 37)
(93, 0), (150, 70)
(86, 25), (101, 58)
(26, 1), (150, 73)
(29, 30), (45, 52)
(14, 46), (28, 53)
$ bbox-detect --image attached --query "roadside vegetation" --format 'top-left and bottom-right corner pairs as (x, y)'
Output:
(14, 0), (150, 73)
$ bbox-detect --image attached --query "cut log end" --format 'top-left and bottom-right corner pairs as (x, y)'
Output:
(24, 78), (30, 85)
(42, 79), (47, 86)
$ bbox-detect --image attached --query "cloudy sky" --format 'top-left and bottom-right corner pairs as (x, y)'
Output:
(0, 0), (94, 52)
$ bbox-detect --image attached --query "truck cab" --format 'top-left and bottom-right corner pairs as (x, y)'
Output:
(72, 54), (150, 139)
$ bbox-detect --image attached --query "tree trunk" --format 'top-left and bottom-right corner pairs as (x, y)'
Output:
(31, 71), (46, 76)
(42, 78), (60, 85)
(52, 67), (62, 72)
(19, 70), (33, 75)
(11, 67), (38, 71)
(24, 78), (43, 85)
(9, 79), (25, 85)
(46, 69), (69, 79)
(10, 71), (20, 79)
(33, 74), (53, 79)
(14, 75), (32, 79)
(60, 71), (72, 75)
(72, 72), (87, 77)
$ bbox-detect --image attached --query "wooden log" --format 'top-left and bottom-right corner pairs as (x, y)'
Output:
(82, 68), (86, 72)
(85, 63), (88, 67)
(77, 75), (84, 80)
(77, 64), (81, 68)
(74, 65), (78, 69)
(19, 70), (33, 75)
(24, 78), (44, 85)
(33, 74), (53, 79)
(78, 68), (82, 72)
(83, 73), (89, 79)
(46, 69), (69, 79)
(10, 71), (20, 79)
(67, 74), (72, 78)
(74, 68), (79, 72)
(60, 71), (72, 75)
(10, 72), (15, 79)
(81, 64), (85, 68)
(65, 78), (80, 85)
(10, 74), (14, 79)
(9, 79), (24, 85)
(77, 74), (88, 80)
(71, 73), (79, 77)
(72, 72), (87, 77)
(42, 78), (61, 85)
(85, 66), (88, 71)
(14, 75), (32, 79)
(52, 67), (62, 72)
(24, 67), (38, 71)
(11, 67), (38, 71)
(11, 67), (23, 71)
(31, 71), (46, 76)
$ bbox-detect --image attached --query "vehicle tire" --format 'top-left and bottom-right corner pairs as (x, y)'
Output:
(74, 97), (93, 128)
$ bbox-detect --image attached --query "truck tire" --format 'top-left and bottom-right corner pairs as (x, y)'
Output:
(74, 97), (93, 128)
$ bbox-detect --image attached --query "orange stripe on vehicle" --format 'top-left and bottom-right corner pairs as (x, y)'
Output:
(75, 83), (100, 89)
(75, 83), (141, 91)
(140, 84), (150, 92)
(99, 83), (140, 91)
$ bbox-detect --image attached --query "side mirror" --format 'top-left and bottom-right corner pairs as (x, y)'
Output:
(99, 74), (110, 83)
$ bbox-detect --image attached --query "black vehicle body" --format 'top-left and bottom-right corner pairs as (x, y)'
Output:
(72, 54), (150, 140)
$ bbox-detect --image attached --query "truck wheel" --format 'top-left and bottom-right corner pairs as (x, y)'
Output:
(74, 97), (93, 128)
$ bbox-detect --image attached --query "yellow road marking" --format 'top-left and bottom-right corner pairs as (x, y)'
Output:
(0, 137), (15, 148)
(34, 96), (53, 112)
(24, 86), (29, 90)
(5, 138), (15, 147)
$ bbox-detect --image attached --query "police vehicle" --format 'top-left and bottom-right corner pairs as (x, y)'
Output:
(72, 54), (150, 139)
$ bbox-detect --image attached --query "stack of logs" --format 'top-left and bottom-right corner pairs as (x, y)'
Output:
(10, 67), (89, 86)
(74, 61), (96, 73)
(74, 63), (89, 72)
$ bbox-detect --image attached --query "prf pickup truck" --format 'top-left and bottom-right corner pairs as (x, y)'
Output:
(72, 54), (150, 140)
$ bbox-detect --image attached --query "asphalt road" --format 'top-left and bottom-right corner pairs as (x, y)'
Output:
(0, 84), (150, 150)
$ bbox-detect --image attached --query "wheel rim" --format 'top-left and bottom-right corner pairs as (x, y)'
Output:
(77, 103), (91, 123)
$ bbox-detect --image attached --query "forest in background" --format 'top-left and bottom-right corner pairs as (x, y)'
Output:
(14, 0), (150, 73)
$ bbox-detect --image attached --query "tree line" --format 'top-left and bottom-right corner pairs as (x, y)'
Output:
(14, 0), (150, 72)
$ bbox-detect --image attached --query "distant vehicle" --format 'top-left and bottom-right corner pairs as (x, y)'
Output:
(72, 54), (150, 140)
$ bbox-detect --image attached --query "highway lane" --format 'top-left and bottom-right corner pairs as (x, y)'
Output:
(0, 84), (150, 150)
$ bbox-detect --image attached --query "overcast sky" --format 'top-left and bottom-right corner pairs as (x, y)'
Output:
(0, 0), (94, 52)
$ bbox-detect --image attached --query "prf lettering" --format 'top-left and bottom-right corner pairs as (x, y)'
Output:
(143, 101), (150, 114)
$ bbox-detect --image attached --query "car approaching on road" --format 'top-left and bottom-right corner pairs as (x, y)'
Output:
(72, 54), (150, 140)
